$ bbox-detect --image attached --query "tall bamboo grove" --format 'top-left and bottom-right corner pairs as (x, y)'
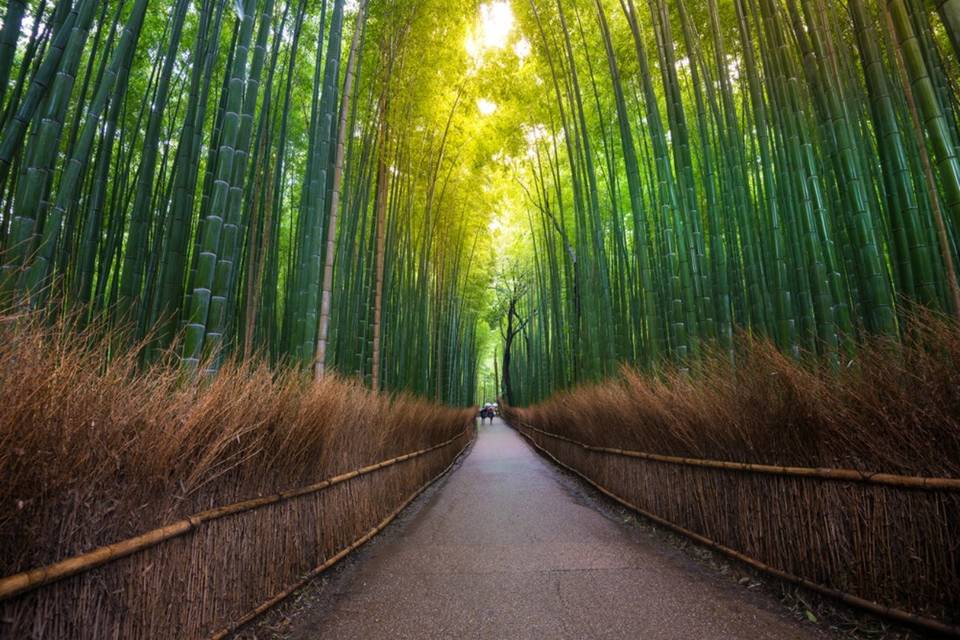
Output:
(0, 0), (486, 406)
(3, 0), (960, 409)
(503, 0), (960, 405)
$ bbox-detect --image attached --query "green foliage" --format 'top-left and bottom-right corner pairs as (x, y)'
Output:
(498, 0), (960, 405)
(1, 0), (959, 408)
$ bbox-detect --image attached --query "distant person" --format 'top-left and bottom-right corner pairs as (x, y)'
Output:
(478, 403), (494, 424)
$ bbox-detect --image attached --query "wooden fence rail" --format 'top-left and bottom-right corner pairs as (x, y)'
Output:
(518, 423), (960, 490)
(0, 427), (472, 603)
(209, 434), (472, 639)
(513, 422), (960, 638)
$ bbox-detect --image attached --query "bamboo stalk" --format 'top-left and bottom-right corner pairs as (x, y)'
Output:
(315, 0), (369, 379)
(208, 432), (474, 639)
(516, 423), (960, 491)
(0, 427), (472, 602)
(515, 425), (960, 638)
(884, 4), (960, 320)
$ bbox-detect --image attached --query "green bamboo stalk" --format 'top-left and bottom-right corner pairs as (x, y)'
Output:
(315, 0), (368, 378)
(0, 0), (99, 295)
(117, 0), (190, 318)
(22, 0), (151, 300)
(182, 0), (257, 370)
(0, 0), (28, 111)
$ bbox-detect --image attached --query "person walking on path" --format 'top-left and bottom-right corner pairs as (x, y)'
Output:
(478, 403), (495, 424)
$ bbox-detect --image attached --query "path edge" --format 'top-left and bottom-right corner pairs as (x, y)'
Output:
(210, 428), (477, 639)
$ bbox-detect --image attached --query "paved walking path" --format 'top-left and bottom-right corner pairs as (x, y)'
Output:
(287, 419), (822, 639)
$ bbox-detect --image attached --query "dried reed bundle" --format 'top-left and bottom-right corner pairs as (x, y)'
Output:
(504, 312), (960, 629)
(0, 312), (474, 638)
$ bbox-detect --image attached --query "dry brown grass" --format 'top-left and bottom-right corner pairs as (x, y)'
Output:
(0, 311), (473, 638)
(505, 311), (960, 627)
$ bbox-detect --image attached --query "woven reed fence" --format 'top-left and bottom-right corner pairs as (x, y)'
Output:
(0, 427), (473, 639)
(508, 420), (960, 637)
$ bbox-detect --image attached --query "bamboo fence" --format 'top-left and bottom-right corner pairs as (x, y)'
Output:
(519, 424), (960, 491)
(208, 434), (470, 639)
(511, 421), (960, 637)
(0, 426), (474, 638)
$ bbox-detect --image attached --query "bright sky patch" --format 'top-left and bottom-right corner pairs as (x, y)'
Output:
(466, 1), (518, 66)
(479, 2), (514, 49)
(477, 98), (499, 116)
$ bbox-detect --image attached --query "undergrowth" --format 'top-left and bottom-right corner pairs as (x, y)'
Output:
(509, 310), (960, 477)
(504, 310), (960, 628)
(0, 308), (472, 580)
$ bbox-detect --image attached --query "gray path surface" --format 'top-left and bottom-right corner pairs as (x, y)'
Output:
(287, 419), (822, 639)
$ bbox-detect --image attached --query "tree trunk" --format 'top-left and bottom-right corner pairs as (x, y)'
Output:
(370, 94), (389, 391)
(502, 298), (516, 406)
(315, 0), (368, 379)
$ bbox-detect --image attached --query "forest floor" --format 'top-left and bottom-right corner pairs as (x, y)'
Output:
(242, 419), (918, 640)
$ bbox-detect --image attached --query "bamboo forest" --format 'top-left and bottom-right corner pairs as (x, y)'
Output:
(1, 0), (959, 638)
